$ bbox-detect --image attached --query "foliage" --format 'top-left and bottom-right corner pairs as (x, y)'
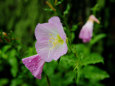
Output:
(0, 0), (113, 86)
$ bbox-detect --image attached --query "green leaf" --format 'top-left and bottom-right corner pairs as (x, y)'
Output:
(81, 53), (104, 66)
(26, 46), (36, 57)
(72, 44), (89, 57)
(2, 45), (11, 53)
(63, 71), (75, 85)
(10, 79), (22, 86)
(81, 65), (109, 81)
(1, 45), (11, 59)
(56, 0), (64, 5)
(44, 61), (58, 76)
(63, 4), (71, 16)
(44, 8), (53, 12)
(90, 34), (106, 45)
(0, 78), (9, 86)
(59, 54), (76, 69)
(71, 25), (78, 31)
(70, 32), (75, 42)
(91, 0), (105, 14)
(8, 49), (18, 77)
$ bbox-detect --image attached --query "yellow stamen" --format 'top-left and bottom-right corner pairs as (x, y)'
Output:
(49, 34), (64, 48)
(46, 1), (56, 12)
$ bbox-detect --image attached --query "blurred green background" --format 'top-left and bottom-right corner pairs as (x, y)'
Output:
(0, 0), (115, 86)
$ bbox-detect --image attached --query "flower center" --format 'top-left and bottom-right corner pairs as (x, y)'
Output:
(49, 34), (64, 48)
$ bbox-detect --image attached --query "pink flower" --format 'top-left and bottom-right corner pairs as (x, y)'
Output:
(35, 16), (68, 62)
(22, 54), (45, 79)
(79, 15), (100, 43)
(22, 16), (67, 79)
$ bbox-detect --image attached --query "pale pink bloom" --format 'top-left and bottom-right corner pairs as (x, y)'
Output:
(22, 54), (45, 79)
(79, 15), (100, 43)
(22, 16), (68, 79)
(35, 16), (68, 62)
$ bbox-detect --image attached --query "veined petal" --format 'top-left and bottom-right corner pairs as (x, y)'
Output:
(22, 54), (45, 79)
(49, 42), (68, 61)
(79, 21), (93, 43)
(79, 15), (100, 43)
(35, 33), (67, 62)
(48, 16), (66, 41)
(36, 41), (67, 62)
(35, 23), (58, 41)
(35, 16), (68, 62)
(35, 41), (51, 61)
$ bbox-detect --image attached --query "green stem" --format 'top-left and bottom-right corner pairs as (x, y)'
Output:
(46, 74), (50, 86)
(76, 67), (81, 85)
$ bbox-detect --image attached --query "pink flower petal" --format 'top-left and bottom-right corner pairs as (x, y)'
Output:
(35, 16), (68, 62)
(22, 54), (45, 79)
(49, 42), (68, 61)
(89, 15), (100, 24)
(35, 23), (58, 42)
(79, 21), (93, 43)
(35, 41), (51, 62)
(36, 41), (67, 62)
(48, 16), (66, 41)
(83, 38), (91, 43)
(79, 15), (100, 43)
